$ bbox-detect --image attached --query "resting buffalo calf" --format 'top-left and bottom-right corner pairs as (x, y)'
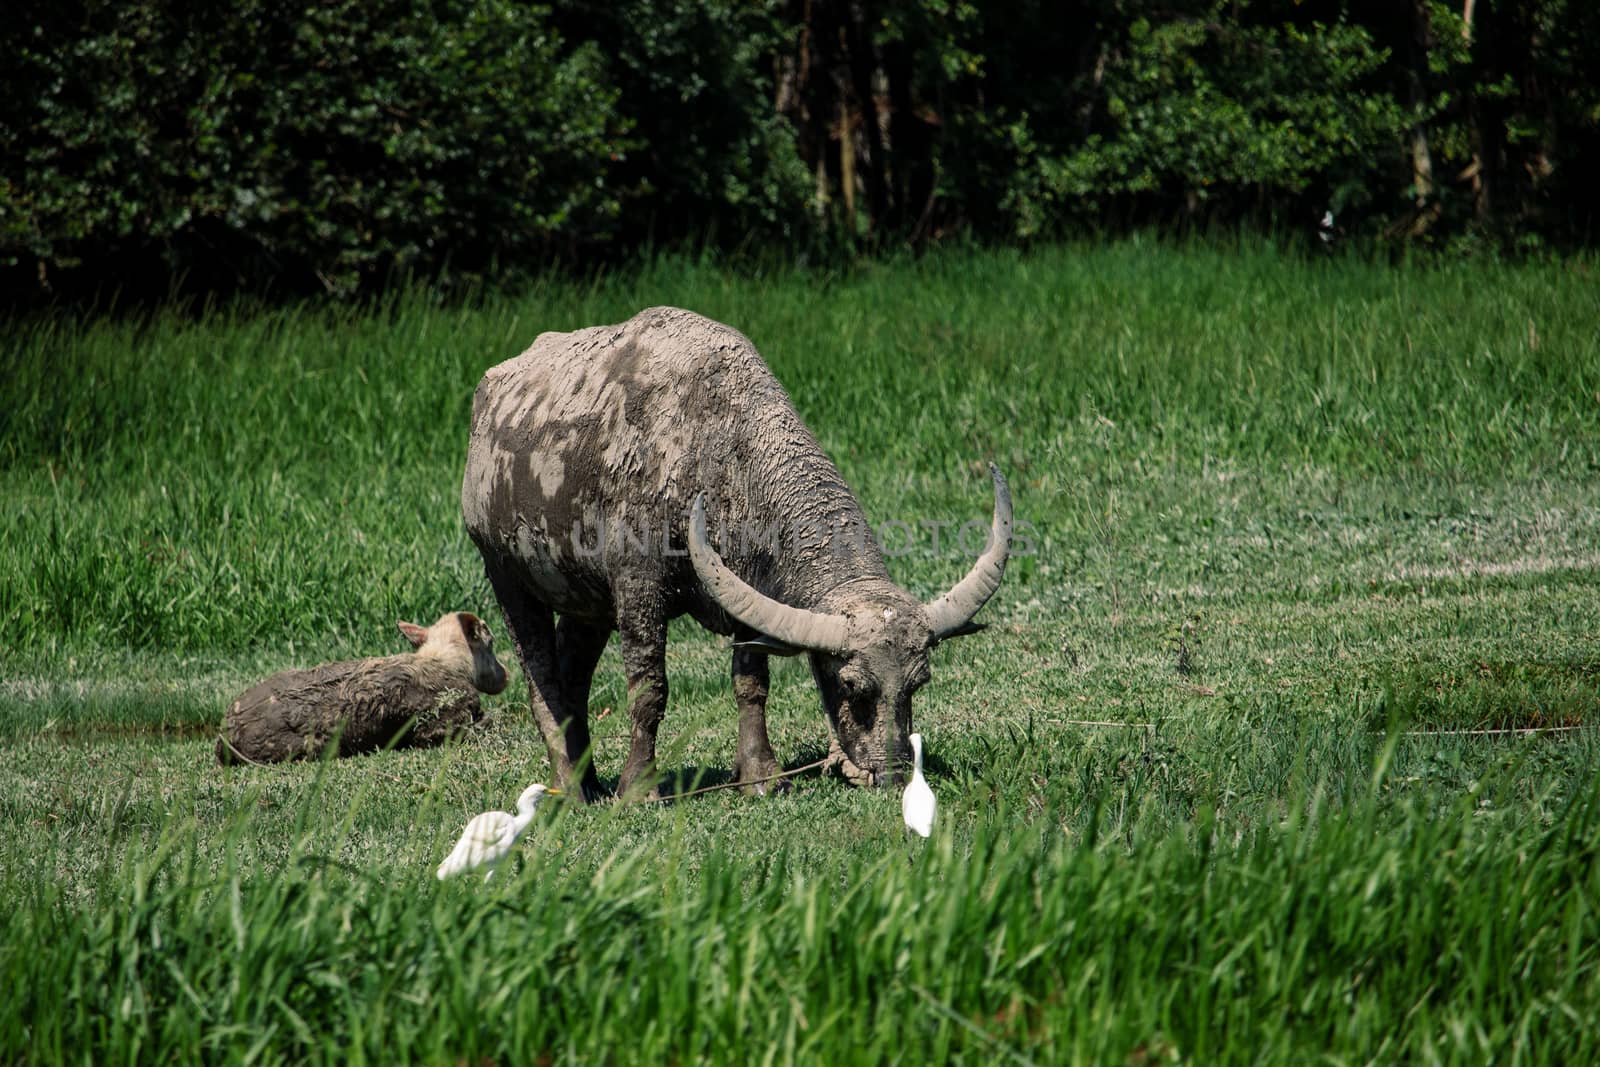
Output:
(216, 612), (509, 765)
(462, 306), (1010, 801)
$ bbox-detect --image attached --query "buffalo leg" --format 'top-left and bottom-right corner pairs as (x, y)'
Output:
(555, 614), (610, 753)
(614, 593), (668, 801)
(731, 647), (787, 795)
(482, 557), (605, 802)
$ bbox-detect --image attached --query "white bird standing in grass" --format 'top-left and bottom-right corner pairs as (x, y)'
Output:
(436, 783), (560, 881)
(901, 733), (936, 838)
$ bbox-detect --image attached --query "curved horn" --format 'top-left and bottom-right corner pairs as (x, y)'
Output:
(925, 463), (1012, 639)
(689, 496), (852, 654)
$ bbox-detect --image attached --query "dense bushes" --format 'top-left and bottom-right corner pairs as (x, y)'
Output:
(931, 12), (1408, 237)
(824, 0), (1599, 249)
(2, 0), (630, 296)
(3, 0), (1597, 299)
(548, 0), (811, 246)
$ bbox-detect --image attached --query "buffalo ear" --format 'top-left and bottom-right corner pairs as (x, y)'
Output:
(398, 620), (429, 648)
(733, 635), (806, 657)
(933, 620), (988, 645)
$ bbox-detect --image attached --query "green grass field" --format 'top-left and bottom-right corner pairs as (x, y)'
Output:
(3, 241), (1599, 1063)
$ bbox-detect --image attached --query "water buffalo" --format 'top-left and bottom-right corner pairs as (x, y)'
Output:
(462, 306), (1009, 801)
(217, 612), (508, 764)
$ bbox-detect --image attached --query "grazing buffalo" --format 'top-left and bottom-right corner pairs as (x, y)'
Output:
(217, 612), (507, 764)
(462, 306), (1009, 801)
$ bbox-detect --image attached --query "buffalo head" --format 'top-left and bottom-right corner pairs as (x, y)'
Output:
(689, 464), (1012, 785)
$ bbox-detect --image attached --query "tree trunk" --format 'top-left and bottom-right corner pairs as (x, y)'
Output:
(882, 37), (933, 239)
(839, 96), (856, 225)
(1467, 0), (1516, 228)
(1406, 0), (1441, 235)
(844, 3), (887, 232)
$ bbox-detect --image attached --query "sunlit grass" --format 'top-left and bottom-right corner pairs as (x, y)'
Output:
(2, 239), (1599, 1062)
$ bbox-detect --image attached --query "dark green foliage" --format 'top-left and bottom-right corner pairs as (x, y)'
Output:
(3, 0), (1600, 300)
(864, 0), (1599, 245)
(550, 0), (811, 246)
(1416, 0), (1600, 249)
(1003, 16), (1406, 232)
(2, 0), (630, 296)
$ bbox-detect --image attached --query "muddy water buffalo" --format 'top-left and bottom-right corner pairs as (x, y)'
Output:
(217, 612), (508, 764)
(462, 306), (1010, 801)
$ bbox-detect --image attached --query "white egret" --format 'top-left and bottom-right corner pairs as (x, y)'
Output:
(436, 783), (560, 881)
(901, 733), (936, 838)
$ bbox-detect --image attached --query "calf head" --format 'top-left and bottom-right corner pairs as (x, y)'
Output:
(399, 612), (510, 694)
(690, 464), (1012, 786)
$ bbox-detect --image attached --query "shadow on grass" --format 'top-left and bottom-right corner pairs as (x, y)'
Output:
(645, 742), (846, 801)
(1373, 658), (1600, 733)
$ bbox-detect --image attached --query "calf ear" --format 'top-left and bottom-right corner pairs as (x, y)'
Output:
(733, 635), (805, 657)
(398, 620), (430, 648)
(458, 612), (491, 645)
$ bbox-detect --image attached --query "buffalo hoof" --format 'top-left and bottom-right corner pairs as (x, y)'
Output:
(552, 766), (608, 805)
(735, 756), (789, 797)
(740, 773), (794, 797)
(616, 760), (663, 803)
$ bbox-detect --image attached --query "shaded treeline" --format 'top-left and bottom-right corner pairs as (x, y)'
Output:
(3, 0), (1595, 302)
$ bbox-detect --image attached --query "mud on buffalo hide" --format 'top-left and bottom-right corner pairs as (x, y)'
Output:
(216, 657), (482, 765)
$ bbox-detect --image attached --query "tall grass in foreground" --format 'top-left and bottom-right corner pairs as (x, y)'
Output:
(5, 754), (1599, 1065)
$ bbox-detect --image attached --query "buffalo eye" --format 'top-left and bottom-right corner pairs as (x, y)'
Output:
(836, 667), (869, 698)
